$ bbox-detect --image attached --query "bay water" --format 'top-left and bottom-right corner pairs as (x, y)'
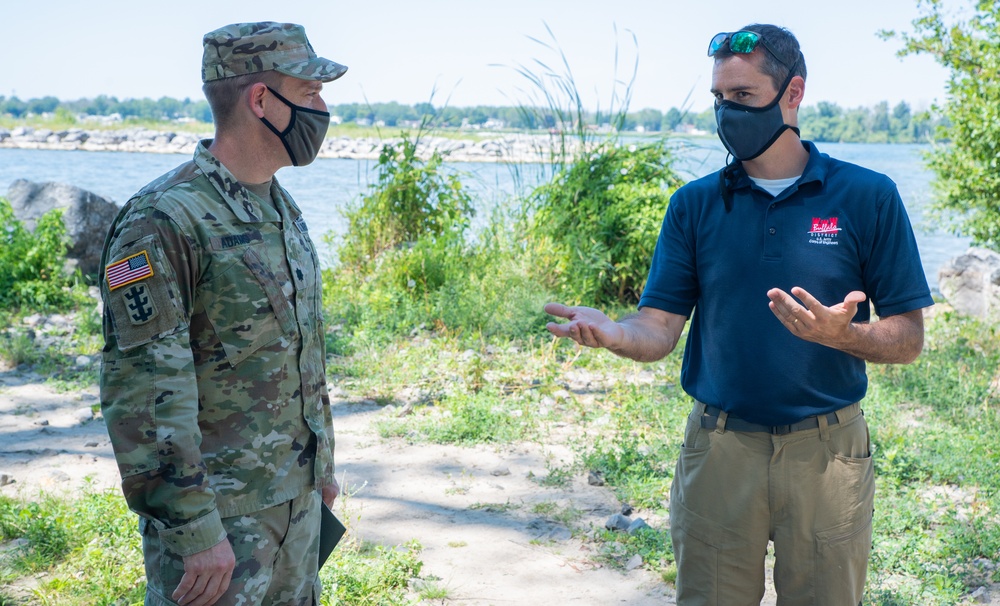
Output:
(0, 140), (969, 292)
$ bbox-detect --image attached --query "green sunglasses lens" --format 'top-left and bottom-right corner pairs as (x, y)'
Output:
(729, 32), (760, 54)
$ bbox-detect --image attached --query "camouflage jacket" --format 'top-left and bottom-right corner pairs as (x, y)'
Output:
(99, 140), (334, 557)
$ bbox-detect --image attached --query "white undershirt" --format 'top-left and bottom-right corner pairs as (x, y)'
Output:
(749, 175), (801, 197)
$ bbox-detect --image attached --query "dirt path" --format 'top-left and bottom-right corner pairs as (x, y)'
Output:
(0, 369), (675, 605)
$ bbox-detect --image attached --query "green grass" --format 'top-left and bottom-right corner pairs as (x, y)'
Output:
(348, 306), (1000, 604)
(5, 305), (1000, 604)
(0, 487), (424, 606)
(0, 114), (213, 135)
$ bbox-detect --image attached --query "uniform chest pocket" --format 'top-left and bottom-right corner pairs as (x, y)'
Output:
(203, 245), (296, 367)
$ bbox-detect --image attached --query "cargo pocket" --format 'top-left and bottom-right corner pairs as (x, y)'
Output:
(204, 244), (296, 367)
(670, 498), (752, 604)
(815, 512), (873, 602)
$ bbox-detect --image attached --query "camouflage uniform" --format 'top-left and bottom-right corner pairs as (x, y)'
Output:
(100, 21), (347, 605)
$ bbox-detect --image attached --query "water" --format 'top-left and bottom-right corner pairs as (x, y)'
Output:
(0, 141), (970, 292)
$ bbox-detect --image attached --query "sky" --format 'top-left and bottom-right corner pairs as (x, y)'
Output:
(4, 0), (959, 114)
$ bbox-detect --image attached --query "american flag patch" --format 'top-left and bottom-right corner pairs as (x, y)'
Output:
(106, 251), (154, 291)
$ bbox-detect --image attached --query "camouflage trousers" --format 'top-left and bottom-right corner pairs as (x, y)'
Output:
(142, 490), (323, 606)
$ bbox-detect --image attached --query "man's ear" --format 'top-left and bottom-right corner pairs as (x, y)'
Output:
(785, 75), (806, 110)
(248, 82), (269, 119)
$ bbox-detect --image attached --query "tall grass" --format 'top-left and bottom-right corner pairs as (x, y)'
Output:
(501, 22), (639, 172)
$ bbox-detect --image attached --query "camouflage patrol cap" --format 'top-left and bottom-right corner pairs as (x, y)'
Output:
(202, 22), (348, 83)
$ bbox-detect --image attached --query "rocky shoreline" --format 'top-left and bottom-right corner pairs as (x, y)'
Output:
(0, 126), (574, 164)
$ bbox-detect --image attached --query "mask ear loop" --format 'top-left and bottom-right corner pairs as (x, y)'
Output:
(259, 86), (301, 166)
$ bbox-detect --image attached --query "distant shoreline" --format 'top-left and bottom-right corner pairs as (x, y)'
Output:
(0, 125), (601, 164)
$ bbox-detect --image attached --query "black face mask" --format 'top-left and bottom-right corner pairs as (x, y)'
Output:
(260, 86), (331, 167)
(714, 65), (800, 161)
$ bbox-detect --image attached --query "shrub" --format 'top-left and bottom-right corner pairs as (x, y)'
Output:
(0, 197), (79, 310)
(522, 140), (684, 306)
(324, 135), (551, 345)
(336, 134), (474, 272)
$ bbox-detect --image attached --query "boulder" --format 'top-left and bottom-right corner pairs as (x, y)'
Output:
(6, 179), (120, 277)
(938, 247), (1000, 323)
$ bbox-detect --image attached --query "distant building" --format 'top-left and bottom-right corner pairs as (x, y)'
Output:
(675, 123), (709, 136)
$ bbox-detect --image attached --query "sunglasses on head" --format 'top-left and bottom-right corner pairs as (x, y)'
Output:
(707, 31), (792, 69)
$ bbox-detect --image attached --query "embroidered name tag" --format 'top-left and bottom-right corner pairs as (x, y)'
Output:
(210, 229), (263, 250)
(106, 251), (154, 291)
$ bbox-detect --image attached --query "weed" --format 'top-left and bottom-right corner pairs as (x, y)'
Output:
(0, 331), (37, 369)
(468, 501), (521, 514)
(532, 463), (574, 489)
(417, 581), (450, 600)
(320, 538), (423, 606)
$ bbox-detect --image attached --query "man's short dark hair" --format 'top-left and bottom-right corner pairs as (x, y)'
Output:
(713, 24), (807, 91)
(202, 71), (283, 131)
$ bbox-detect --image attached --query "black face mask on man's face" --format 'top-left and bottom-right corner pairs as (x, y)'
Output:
(259, 86), (331, 167)
(714, 65), (799, 162)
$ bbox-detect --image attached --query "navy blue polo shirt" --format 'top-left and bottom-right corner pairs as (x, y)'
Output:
(639, 141), (933, 425)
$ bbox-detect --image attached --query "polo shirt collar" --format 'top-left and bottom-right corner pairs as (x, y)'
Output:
(726, 140), (829, 197)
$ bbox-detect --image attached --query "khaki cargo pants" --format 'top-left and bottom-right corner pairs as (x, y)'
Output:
(670, 401), (874, 606)
(142, 489), (323, 606)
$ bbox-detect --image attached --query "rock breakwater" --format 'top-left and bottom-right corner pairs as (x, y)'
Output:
(0, 126), (577, 163)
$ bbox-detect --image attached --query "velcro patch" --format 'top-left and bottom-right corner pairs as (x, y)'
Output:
(106, 251), (154, 291)
(104, 234), (186, 351)
(120, 283), (159, 325)
(210, 229), (263, 250)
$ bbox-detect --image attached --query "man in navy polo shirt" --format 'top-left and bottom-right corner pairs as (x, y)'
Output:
(544, 23), (932, 605)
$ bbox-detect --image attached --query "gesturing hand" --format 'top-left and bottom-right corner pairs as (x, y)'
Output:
(172, 539), (236, 606)
(544, 302), (625, 350)
(767, 286), (866, 347)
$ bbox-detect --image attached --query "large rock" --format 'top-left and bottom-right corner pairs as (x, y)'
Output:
(6, 179), (120, 277)
(938, 247), (1000, 323)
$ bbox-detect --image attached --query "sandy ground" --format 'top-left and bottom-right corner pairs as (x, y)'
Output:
(0, 368), (680, 605)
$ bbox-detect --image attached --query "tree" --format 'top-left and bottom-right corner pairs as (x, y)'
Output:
(869, 101), (891, 142)
(664, 107), (683, 131)
(888, 0), (1000, 247)
(631, 108), (663, 132)
(26, 96), (60, 115)
(1, 96), (28, 118)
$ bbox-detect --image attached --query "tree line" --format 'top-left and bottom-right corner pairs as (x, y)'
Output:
(0, 94), (944, 144)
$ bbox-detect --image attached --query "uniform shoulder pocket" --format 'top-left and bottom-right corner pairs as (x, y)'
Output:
(104, 234), (187, 352)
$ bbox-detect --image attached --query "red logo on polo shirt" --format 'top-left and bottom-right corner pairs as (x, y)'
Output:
(808, 217), (841, 246)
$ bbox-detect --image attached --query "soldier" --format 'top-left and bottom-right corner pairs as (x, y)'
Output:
(99, 22), (347, 606)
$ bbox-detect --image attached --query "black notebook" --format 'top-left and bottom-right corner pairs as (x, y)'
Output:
(319, 502), (347, 568)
